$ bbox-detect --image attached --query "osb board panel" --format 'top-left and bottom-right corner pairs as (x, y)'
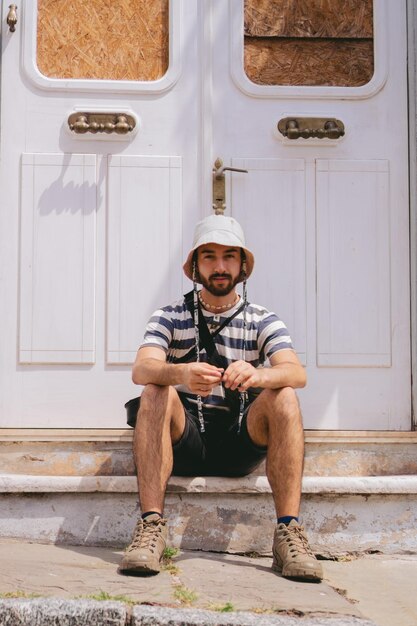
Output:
(37, 0), (168, 81)
(244, 0), (373, 39)
(244, 38), (374, 87)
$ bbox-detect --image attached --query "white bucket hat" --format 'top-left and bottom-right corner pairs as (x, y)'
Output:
(183, 214), (254, 282)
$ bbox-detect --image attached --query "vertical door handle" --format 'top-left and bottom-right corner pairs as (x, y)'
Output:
(212, 158), (248, 214)
(7, 4), (18, 32)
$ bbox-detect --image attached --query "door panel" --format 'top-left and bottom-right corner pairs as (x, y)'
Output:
(106, 155), (183, 365)
(19, 154), (96, 365)
(230, 158), (307, 365)
(316, 159), (391, 368)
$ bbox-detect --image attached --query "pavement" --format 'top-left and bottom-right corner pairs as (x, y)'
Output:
(0, 539), (416, 626)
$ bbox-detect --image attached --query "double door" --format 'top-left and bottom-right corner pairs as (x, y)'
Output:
(0, 0), (410, 429)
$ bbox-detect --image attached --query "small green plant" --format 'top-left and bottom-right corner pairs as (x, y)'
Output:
(0, 590), (40, 599)
(86, 590), (137, 605)
(162, 561), (180, 575)
(163, 546), (179, 560)
(173, 585), (198, 606)
(209, 601), (235, 612)
(162, 546), (180, 575)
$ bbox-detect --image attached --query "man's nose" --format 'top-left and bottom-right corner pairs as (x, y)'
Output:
(214, 258), (227, 272)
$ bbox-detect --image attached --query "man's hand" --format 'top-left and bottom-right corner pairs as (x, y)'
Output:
(222, 360), (263, 392)
(184, 362), (223, 396)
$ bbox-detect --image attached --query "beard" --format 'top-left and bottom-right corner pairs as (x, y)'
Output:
(199, 272), (240, 296)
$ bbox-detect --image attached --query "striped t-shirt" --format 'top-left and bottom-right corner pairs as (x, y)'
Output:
(140, 296), (293, 411)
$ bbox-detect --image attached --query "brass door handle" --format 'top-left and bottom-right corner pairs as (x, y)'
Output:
(68, 112), (136, 135)
(212, 158), (248, 215)
(213, 161), (248, 179)
(7, 4), (17, 32)
(278, 117), (345, 140)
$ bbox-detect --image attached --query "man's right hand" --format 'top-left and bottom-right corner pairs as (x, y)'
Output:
(184, 362), (223, 396)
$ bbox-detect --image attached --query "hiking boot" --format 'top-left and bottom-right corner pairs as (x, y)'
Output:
(272, 519), (323, 582)
(119, 514), (167, 575)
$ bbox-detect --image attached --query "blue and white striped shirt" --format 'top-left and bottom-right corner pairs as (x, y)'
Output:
(140, 296), (293, 411)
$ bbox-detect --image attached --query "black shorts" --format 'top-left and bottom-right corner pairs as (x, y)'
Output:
(172, 397), (267, 477)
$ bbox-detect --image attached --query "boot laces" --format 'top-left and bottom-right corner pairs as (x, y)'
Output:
(281, 524), (313, 557)
(127, 518), (166, 553)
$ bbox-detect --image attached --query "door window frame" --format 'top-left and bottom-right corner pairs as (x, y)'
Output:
(230, 0), (387, 100)
(22, 0), (182, 94)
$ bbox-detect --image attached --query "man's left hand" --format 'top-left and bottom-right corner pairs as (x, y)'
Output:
(222, 360), (263, 391)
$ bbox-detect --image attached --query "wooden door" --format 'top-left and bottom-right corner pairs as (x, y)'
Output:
(212, 0), (410, 429)
(0, 0), (199, 427)
(0, 0), (411, 431)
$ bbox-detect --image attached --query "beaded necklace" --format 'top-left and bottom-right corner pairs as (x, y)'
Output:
(198, 291), (240, 312)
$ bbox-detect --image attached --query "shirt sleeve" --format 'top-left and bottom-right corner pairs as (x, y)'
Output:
(257, 312), (293, 361)
(140, 308), (174, 354)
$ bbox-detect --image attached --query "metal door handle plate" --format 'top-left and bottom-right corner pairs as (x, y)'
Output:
(212, 158), (248, 215)
(68, 112), (136, 135)
(278, 117), (345, 140)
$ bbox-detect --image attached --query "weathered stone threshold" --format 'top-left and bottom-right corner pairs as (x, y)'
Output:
(1, 428), (416, 443)
(1, 473), (417, 495)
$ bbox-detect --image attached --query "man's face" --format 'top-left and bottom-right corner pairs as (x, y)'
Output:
(197, 243), (242, 296)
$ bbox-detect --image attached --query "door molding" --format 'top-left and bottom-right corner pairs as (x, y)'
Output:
(408, 0), (417, 429)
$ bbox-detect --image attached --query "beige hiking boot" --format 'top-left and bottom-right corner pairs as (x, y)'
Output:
(272, 519), (323, 582)
(119, 514), (168, 575)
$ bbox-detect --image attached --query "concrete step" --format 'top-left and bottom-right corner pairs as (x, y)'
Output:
(1, 430), (417, 477)
(1, 473), (416, 555)
(1, 430), (416, 555)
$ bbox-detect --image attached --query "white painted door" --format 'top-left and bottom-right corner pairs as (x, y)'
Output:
(0, 1), (199, 427)
(0, 0), (410, 430)
(212, 1), (410, 430)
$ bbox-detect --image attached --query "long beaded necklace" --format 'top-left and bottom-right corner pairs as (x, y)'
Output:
(192, 263), (205, 433)
(191, 263), (248, 435)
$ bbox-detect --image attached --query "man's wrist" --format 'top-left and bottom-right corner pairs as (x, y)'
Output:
(256, 367), (281, 389)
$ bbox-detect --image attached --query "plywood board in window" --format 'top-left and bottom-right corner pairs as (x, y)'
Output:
(244, 0), (373, 39)
(37, 0), (169, 81)
(245, 38), (374, 87)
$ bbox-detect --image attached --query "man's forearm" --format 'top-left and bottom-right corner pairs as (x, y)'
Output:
(132, 358), (186, 387)
(258, 363), (306, 390)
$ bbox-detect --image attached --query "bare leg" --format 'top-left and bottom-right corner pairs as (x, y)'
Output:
(133, 384), (186, 514)
(246, 389), (322, 582)
(246, 387), (304, 517)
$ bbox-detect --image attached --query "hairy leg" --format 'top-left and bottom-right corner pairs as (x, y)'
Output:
(246, 387), (304, 517)
(133, 384), (186, 514)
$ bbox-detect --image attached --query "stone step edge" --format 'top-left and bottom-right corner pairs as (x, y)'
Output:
(0, 600), (378, 626)
(1, 473), (417, 495)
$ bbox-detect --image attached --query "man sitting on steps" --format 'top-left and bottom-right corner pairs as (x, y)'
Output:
(119, 213), (323, 582)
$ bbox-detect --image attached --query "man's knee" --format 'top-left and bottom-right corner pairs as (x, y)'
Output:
(140, 383), (168, 404)
(138, 384), (178, 419)
(260, 387), (301, 420)
(136, 384), (185, 444)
